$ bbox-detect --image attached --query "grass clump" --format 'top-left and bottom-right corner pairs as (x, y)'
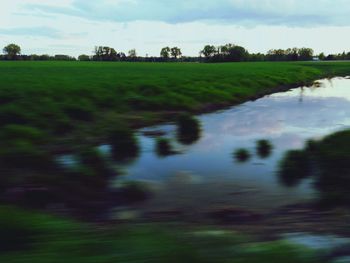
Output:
(278, 129), (350, 206)
(0, 124), (54, 172)
(155, 138), (175, 157)
(256, 139), (273, 159)
(278, 150), (311, 187)
(176, 114), (202, 145)
(234, 148), (251, 163)
(108, 124), (140, 163)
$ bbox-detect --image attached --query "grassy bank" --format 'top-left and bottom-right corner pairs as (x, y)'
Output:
(1, 61), (349, 212)
(1, 61), (349, 144)
(0, 205), (320, 263)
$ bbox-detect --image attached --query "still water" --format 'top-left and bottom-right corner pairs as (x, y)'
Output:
(109, 77), (350, 213)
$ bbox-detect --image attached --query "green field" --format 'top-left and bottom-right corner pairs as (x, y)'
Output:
(0, 61), (350, 210)
(1, 61), (350, 142)
(1, 61), (350, 263)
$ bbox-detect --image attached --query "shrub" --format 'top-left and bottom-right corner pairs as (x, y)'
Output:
(176, 114), (201, 145)
(234, 148), (251, 163)
(78, 148), (114, 177)
(155, 138), (174, 157)
(256, 139), (273, 159)
(278, 150), (311, 187)
(108, 125), (140, 163)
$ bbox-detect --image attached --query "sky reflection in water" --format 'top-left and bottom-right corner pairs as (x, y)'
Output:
(117, 77), (350, 212)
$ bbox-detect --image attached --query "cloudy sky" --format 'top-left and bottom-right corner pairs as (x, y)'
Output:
(1, 0), (350, 56)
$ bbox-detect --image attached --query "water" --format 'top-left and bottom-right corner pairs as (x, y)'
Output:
(108, 77), (350, 213)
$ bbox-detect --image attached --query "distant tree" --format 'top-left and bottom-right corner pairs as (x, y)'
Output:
(267, 49), (286, 61)
(318, 52), (325, 60)
(325, 54), (335, 61)
(38, 54), (50, 61)
(54, 54), (76, 61)
(249, 52), (266, 61)
(170, 47), (182, 59)
(347, 52), (350, 60)
(109, 48), (118, 61)
(102, 46), (111, 59)
(160, 47), (171, 59)
(78, 54), (90, 61)
(94, 46), (103, 60)
(200, 45), (217, 59)
(285, 48), (299, 61)
(219, 44), (234, 55)
(298, 48), (314, 61)
(226, 45), (249, 62)
(128, 49), (137, 58)
(339, 51), (347, 60)
(29, 54), (39, 61)
(3, 44), (21, 60)
(93, 46), (118, 61)
(118, 52), (126, 61)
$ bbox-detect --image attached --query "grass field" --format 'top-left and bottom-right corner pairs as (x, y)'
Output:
(1, 61), (350, 139)
(1, 61), (350, 262)
(0, 61), (349, 210)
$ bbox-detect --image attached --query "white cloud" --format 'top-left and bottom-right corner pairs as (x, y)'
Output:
(23, 0), (350, 26)
(0, 0), (349, 56)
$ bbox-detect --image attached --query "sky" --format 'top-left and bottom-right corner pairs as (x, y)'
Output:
(0, 0), (350, 57)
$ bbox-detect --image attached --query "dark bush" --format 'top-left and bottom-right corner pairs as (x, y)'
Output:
(278, 130), (350, 206)
(176, 114), (201, 145)
(155, 138), (174, 157)
(312, 130), (350, 205)
(108, 125), (140, 163)
(278, 150), (311, 187)
(234, 148), (251, 163)
(79, 148), (114, 177)
(256, 139), (273, 159)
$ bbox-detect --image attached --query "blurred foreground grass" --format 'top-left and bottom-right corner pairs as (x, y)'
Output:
(0, 206), (320, 263)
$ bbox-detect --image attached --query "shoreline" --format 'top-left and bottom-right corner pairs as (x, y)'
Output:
(50, 73), (347, 154)
(131, 74), (343, 129)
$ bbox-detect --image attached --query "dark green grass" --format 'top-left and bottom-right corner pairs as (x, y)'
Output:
(0, 206), (320, 263)
(0, 61), (349, 204)
(279, 129), (350, 206)
(1, 61), (349, 131)
(1, 61), (348, 109)
(1, 61), (349, 142)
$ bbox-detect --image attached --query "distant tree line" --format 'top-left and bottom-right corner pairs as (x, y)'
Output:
(0, 44), (76, 61)
(318, 51), (350, 61)
(0, 54), (77, 61)
(266, 48), (314, 61)
(200, 44), (249, 62)
(2, 43), (350, 63)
